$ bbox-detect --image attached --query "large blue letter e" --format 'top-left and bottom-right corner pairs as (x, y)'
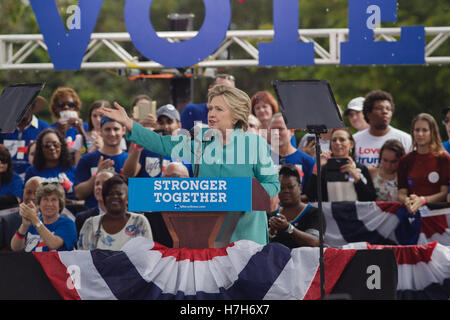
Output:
(341, 0), (425, 65)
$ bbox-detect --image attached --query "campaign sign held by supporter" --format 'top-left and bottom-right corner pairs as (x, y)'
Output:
(128, 177), (252, 212)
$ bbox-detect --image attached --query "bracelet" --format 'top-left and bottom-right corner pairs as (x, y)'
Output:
(285, 224), (294, 234)
(421, 196), (426, 206)
(15, 231), (25, 240)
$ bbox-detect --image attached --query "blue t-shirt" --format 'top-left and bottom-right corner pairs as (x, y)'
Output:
(1, 118), (49, 174)
(25, 215), (77, 252)
(290, 135), (297, 148)
(24, 165), (76, 197)
(0, 173), (24, 200)
(137, 149), (193, 177)
(75, 150), (129, 208)
(443, 141), (450, 154)
(180, 103), (208, 131)
(277, 150), (316, 187)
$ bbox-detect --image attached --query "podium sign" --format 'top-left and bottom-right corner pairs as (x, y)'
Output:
(128, 178), (252, 212)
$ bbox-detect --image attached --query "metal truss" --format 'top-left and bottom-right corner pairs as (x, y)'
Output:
(0, 27), (449, 72)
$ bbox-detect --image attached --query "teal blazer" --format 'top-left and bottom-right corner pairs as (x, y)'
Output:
(126, 122), (280, 245)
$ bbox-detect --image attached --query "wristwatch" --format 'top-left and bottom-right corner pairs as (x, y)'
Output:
(286, 224), (294, 234)
(34, 221), (43, 229)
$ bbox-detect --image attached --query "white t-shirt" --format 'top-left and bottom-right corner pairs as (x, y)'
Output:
(353, 126), (412, 166)
(78, 212), (153, 250)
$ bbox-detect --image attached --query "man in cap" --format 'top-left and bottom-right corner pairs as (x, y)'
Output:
(441, 106), (450, 153)
(122, 104), (192, 178)
(74, 116), (129, 208)
(344, 97), (369, 132)
(1, 96), (49, 176)
(156, 104), (182, 136)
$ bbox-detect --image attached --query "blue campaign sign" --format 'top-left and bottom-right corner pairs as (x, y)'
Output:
(30, 0), (426, 69)
(128, 177), (252, 212)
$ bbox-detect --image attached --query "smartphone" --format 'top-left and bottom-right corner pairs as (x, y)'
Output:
(326, 158), (349, 181)
(59, 110), (78, 124)
(134, 101), (156, 121)
(306, 136), (315, 145)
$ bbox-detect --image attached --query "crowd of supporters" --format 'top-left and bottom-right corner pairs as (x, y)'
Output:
(0, 74), (449, 252)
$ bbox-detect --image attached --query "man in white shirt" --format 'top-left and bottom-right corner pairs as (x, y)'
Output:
(354, 90), (412, 166)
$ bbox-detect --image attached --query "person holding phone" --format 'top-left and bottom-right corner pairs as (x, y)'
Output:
(49, 87), (88, 146)
(304, 128), (376, 202)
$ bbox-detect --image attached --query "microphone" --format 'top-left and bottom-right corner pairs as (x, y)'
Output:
(188, 122), (212, 177)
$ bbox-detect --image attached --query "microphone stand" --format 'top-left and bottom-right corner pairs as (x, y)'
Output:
(307, 124), (327, 300)
(153, 129), (166, 175)
(189, 124), (211, 178)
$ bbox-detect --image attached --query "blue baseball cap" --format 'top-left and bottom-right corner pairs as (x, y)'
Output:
(100, 115), (118, 127)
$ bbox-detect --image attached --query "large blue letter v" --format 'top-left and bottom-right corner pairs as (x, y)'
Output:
(30, 0), (103, 70)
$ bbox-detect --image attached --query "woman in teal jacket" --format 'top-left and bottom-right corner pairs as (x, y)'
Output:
(100, 85), (280, 245)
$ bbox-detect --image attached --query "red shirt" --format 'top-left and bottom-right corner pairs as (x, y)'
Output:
(397, 151), (450, 196)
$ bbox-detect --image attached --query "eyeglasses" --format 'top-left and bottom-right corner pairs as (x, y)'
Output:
(57, 101), (77, 109)
(373, 105), (392, 112)
(43, 141), (61, 149)
(42, 181), (60, 186)
(0, 157), (8, 164)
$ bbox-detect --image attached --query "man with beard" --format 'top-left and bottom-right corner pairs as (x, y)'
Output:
(353, 90), (411, 167)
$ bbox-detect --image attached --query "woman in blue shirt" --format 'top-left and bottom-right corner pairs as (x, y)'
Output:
(100, 85), (280, 245)
(10, 183), (77, 252)
(0, 144), (24, 201)
(25, 128), (76, 200)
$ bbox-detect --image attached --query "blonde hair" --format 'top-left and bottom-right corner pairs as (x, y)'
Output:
(208, 85), (251, 131)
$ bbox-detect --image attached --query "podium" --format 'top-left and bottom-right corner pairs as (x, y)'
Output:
(161, 178), (270, 248)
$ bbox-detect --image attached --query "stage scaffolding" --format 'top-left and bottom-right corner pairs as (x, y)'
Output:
(0, 27), (449, 73)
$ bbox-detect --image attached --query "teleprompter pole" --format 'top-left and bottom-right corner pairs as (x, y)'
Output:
(307, 125), (327, 300)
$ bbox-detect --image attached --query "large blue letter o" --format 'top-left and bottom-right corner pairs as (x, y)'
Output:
(125, 0), (231, 68)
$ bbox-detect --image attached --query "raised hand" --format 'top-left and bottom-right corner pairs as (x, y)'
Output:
(97, 155), (115, 172)
(99, 102), (134, 131)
